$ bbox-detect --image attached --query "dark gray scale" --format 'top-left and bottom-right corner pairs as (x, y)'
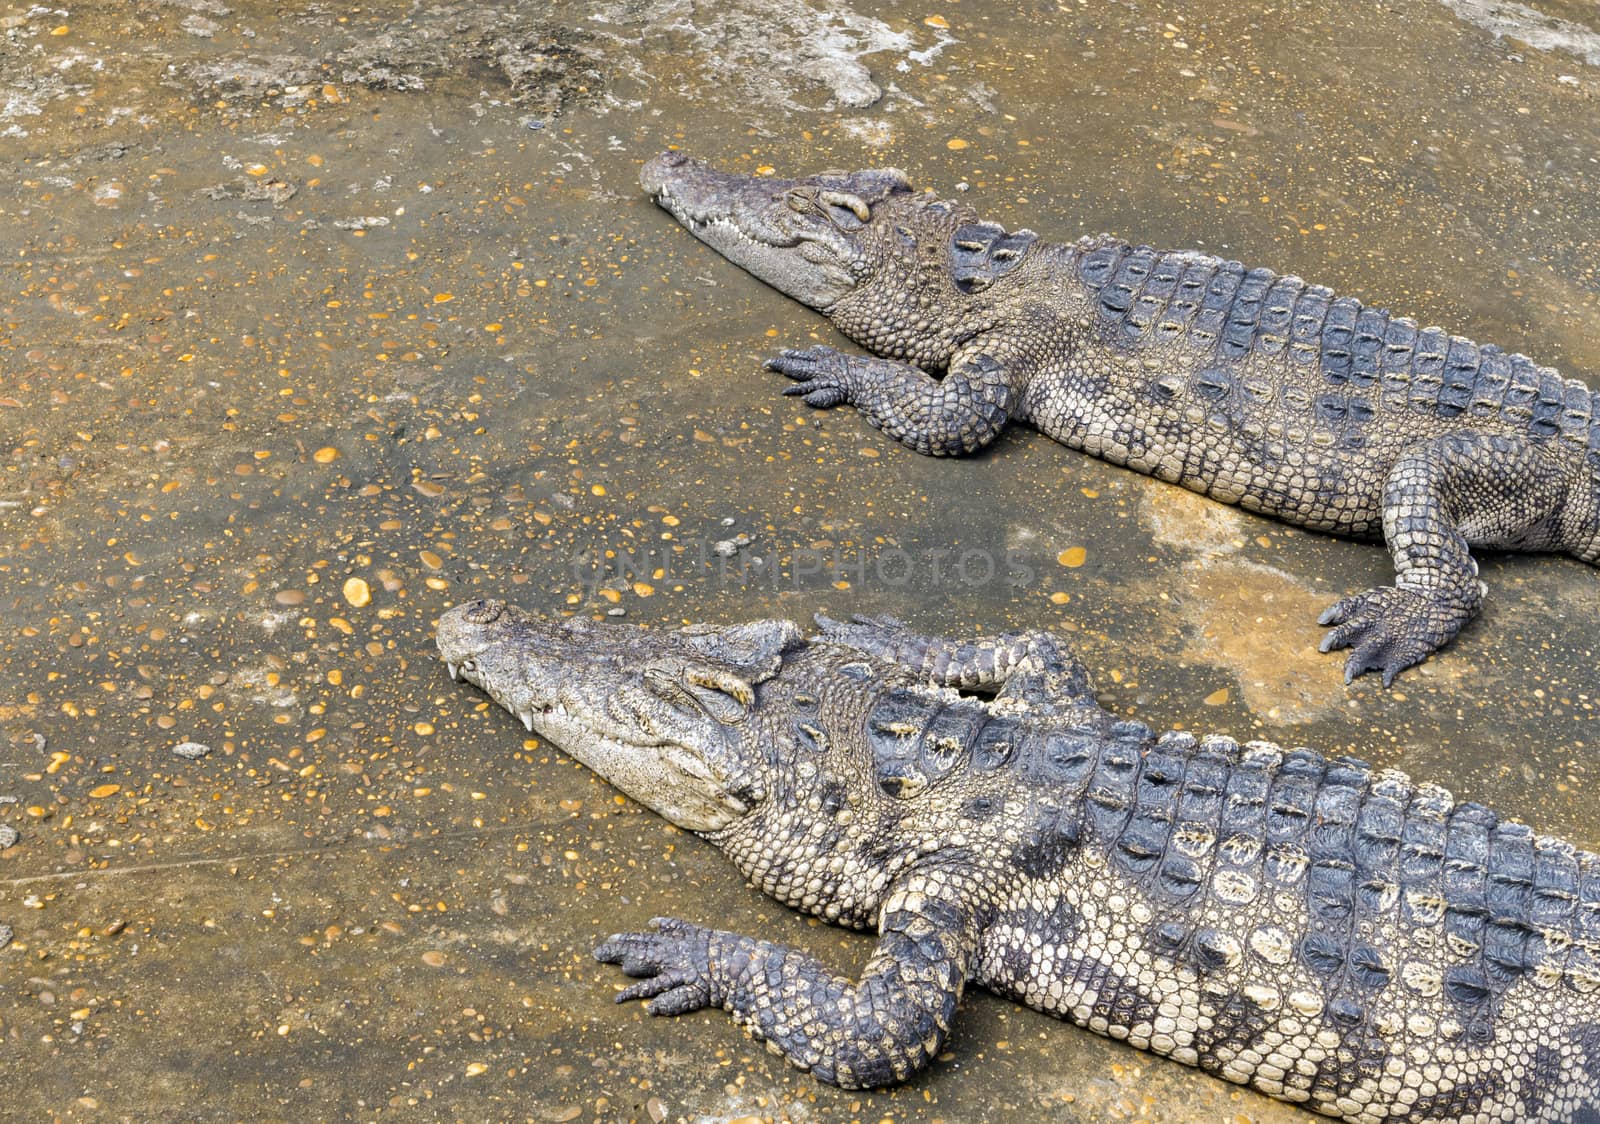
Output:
(1404, 326), (1448, 415)
(1352, 774), (1408, 911)
(1287, 283), (1333, 365)
(1345, 941), (1392, 990)
(1320, 296), (1361, 383)
(950, 222), (1037, 295)
(970, 716), (1020, 773)
(1084, 243), (1137, 321)
(1155, 255), (1216, 339)
(1482, 916), (1531, 988)
(1531, 372), (1568, 438)
(1217, 744), (1271, 858)
(1442, 961), (1496, 1022)
(1260, 753), (1324, 902)
(1439, 335), (1480, 418)
(1192, 260), (1246, 348)
(865, 689), (979, 799)
(1299, 931), (1348, 977)
(1147, 918), (1189, 959)
(792, 720), (828, 754)
(1188, 927), (1239, 973)
(1190, 367), (1237, 406)
(914, 703), (989, 792)
(1221, 267), (1277, 361)
(1028, 726), (1100, 788)
(1109, 247), (1160, 337)
(1264, 750), (1324, 848)
(1571, 853), (1600, 987)
(1131, 254), (1184, 335)
(1121, 734), (1206, 901)
(1475, 345), (1513, 412)
(1380, 318), (1418, 409)
(1442, 804), (1496, 968)
(1076, 241), (1124, 292)
(1306, 856), (1358, 927)
(1350, 306), (1389, 388)
(1085, 721), (1150, 842)
(1253, 275), (1305, 357)
(1309, 757), (1368, 862)
(1113, 808), (1171, 879)
(1561, 380), (1593, 440)
(1173, 736), (1230, 832)
(1308, 764), (1367, 933)
(1011, 791), (1084, 880)
(1530, 837), (1581, 935)
(1504, 354), (1543, 420)
(1486, 821), (1537, 925)
(863, 692), (930, 796)
(788, 691), (825, 753)
(1411, 327), (1449, 380)
(1315, 392), (1349, 428)
(1397, 789), (1450, 930)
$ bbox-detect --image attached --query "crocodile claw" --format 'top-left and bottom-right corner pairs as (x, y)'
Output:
(1317, 586), (1466, 686)
(593, 917), (715, 1016)
(766, 345), (854, 408)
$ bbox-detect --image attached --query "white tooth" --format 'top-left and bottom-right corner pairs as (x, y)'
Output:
(447, 662), (458, 681)
(519, 710), (534, 732)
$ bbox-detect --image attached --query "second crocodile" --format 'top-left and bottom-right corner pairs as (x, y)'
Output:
(438, 598), (1600, 1121)
(639, 151), (1600, 684)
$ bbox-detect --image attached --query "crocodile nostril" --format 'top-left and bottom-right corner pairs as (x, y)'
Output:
(462, 599), (505, 625)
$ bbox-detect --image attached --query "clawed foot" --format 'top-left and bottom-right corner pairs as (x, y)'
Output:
(765, 345), (855, 408)
(1318, 586), (1470, 686)
(593, 917), (716, 1016)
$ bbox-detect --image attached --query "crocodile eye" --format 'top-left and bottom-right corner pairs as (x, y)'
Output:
(785, 190), (811, 213)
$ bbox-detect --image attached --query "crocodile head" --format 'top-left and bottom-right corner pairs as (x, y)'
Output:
(640, 150), (916, 310)
(437, 599), (802, 833)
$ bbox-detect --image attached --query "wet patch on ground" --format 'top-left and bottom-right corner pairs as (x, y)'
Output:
(1139, 486), (1354, 723)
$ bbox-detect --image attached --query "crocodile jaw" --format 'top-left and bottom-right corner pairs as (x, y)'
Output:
(436, 600), (754, 833)
(641, 150), (906, 310)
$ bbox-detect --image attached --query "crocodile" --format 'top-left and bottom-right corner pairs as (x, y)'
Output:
(638, 150), (1600, 685)
(437, 597), (1600, 1121)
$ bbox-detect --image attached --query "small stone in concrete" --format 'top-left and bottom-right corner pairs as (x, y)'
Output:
(172, 741), (212, 760)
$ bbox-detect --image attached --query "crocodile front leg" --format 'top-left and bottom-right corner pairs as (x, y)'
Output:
(1321, 431), (1576, 684)
(594, 864), (985, 1088)
(815, 613), (1094, 710)
(765, 343), (1021, 456)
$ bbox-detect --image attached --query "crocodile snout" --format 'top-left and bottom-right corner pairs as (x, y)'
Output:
(640, 150), (693, 196)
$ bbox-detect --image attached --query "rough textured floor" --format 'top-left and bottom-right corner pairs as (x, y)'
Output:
(1, 0), (1598, 1120)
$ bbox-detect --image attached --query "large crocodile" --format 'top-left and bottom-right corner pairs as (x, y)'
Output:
(437, 598), (1600, 1121)
(639, 150), (1600, 685)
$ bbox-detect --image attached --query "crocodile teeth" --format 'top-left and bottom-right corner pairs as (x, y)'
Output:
(519, 709), (535, 732)
(447, 662), (459, 681)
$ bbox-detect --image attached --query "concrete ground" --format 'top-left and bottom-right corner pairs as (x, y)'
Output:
(2, 0), (1598, 1119)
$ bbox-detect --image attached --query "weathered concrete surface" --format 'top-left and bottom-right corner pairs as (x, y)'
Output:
(1, 0), (1598, 1119)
